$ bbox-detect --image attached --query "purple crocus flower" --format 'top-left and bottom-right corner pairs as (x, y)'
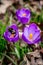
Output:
(22, 23), (41, 44)
(4, 24), (19, 42)
(16, 8), (31, 24)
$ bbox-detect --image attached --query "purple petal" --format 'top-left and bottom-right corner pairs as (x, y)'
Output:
(20, 17), (29, 24)
(33, 33), (41, 43)
(33, 38), (41, 44)
(29, 23), (37, 30)
(23, 27), (29, 39)
(33, 30), (40, 41)
(22, 34), (33, 44)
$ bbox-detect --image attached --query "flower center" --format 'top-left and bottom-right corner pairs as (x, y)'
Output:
(8, 28), (16, 38)
(10, 34), (15, 38)
(22, 13), (26, 16)
(29, 33), (33, 39)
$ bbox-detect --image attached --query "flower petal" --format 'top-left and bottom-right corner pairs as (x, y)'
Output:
(16, 8), (31, 24)
(33, 30), (40, 41)
(4, 24), (19, 42)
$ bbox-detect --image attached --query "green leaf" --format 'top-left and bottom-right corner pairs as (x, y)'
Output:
(14, 41), (28, 59)
(0, 37), (7, 53)
(28, 48), (33, 52)
(31, 10), (43, 23)
(22, 47), (28, 54)
(19, 60), (26, 65)
(39, 43), (43, 48)
(4, 13), (9, 23)
(15, 47), (20, 59)
(1, 25), (6, 36)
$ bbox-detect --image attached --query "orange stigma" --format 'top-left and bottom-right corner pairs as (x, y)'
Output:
(22, 13), (26, 16)
(29, 33), (33, 39)
(10, 34), (15, 38)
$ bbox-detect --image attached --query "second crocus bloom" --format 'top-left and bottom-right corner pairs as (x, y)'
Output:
(4, 24), (19, 42)
(22, 23), (41, 44)
(16, 8), (31, 24)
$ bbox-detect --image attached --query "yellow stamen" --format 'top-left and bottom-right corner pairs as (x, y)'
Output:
(29, 33), (33, 39)
(22, 13), (26, 16)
